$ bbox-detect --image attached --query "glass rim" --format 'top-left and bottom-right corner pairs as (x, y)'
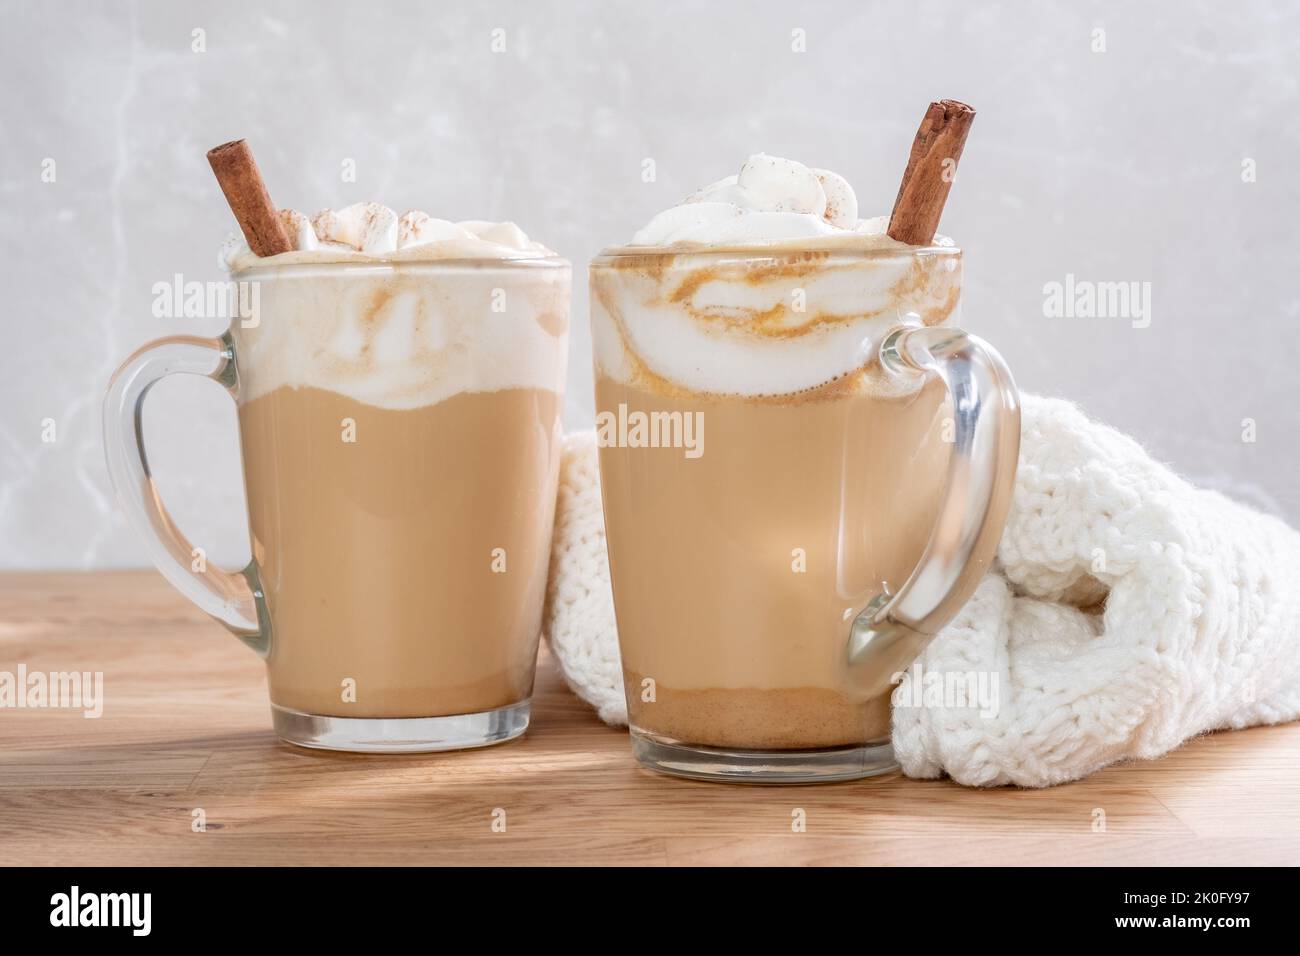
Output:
(590, 241), (961, 266)
(229, 254), (571, 279)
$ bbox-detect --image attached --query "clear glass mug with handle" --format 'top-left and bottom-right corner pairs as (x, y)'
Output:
(590, 243), (1019, 782)
(104, 256), (570, 752)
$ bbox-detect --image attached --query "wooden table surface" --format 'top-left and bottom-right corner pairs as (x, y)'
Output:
(1, 571), (1297, 866)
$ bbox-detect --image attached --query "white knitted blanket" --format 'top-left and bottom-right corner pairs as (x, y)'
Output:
(543, 395), (1300, 787)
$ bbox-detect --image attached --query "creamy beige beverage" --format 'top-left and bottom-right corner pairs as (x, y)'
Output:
(241, 385), (558, 717)
(597, 376), (948, 748)
(227, 205), (569, 731)
(592, 156), (961, 759)
(106, 178), (572, 750)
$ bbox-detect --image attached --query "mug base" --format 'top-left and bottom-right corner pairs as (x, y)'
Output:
(630, 729), (898, 784)
(271, 700), (530, 754)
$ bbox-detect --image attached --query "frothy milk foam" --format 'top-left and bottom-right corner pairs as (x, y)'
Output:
(593, 156), (957, 750)
(230, 203), (566, 409)
(228, 203), (569, 722)
(598, 155), (960, 400)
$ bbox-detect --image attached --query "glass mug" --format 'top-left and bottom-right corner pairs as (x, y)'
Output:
(104, 257), (570, 752)
(590, 244), (1019, 782)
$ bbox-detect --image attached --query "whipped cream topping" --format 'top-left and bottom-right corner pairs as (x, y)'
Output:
(592, 154), (960, 398)
(223, 202), (553, 271)
(592, 251), (960, 398)
(235, 259), (570, 410)
(629, 154), (949, 248)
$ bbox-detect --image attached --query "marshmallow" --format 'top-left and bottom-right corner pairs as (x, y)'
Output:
(459, 219), (531, 248)
(737, 154), (827, 216)
(814, 168), (858, 229)
(279, 209), (320, 251)
(629, 154), (913, 247)
(312, 202), (398, 254)
(398, 211), (472, 248)
(223, 204), (551, 271)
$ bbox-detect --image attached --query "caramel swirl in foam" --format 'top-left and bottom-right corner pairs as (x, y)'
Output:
(234, 259), (570, 410)
(221, 201), (567, 409)
(608, 155), (962, 398)
(590, 246), (961, 401)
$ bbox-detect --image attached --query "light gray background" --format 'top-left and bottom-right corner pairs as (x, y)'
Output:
(2, 0), (1297, 570)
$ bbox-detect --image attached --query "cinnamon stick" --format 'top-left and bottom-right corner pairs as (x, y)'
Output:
(206, 139), (292, 257)
(887, 99), (976, 246)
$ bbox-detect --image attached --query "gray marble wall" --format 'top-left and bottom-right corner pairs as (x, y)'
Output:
(2, 0), (1297, 569)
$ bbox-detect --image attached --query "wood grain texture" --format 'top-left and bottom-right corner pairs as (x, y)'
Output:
(1, 571), (1297, 866)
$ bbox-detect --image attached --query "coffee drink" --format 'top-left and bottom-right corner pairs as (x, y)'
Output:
(242, 381), (560, 718)
(108, 201), (570, 752)
(229, 213), (570, 730)
(592, 156), (970, 778)
(596, 376), (950, 749)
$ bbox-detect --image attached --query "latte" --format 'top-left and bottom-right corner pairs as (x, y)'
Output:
(592, 155), (963, 774)
(227, 207), (570, 746)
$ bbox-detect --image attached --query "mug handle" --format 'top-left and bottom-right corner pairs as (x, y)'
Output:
(102, 330), (271, 654)
(846, 324), (1020, 696)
